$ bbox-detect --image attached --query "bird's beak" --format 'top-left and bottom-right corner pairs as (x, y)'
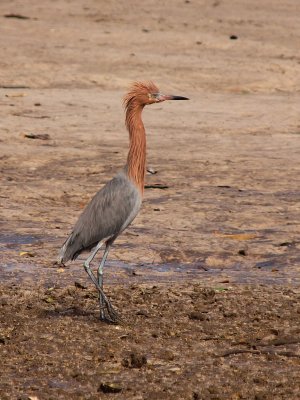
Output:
(156, 93), (189, 101)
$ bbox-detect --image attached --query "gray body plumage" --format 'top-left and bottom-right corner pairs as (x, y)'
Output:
(59, 170), (142, 264)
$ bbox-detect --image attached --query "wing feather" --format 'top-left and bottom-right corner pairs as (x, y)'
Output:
(59, 172), (141, 263)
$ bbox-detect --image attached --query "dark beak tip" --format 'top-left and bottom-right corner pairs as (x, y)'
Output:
(173, 95), (189, 100)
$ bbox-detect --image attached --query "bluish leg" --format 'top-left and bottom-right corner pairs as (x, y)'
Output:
(83, 242), (119, 323)
(83, 242), (103, 288)
(98, 244), (111, 321)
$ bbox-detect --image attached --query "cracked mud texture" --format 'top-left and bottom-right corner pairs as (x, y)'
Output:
(0, 0), (300, 399)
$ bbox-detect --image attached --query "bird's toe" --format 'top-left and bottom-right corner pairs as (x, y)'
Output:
(99, 303), (120, 324)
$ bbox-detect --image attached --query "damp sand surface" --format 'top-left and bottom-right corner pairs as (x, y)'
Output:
(1, 0), (300, 398)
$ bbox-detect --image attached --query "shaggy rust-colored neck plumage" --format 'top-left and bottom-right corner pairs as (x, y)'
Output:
(125, 101), (146, 193)
(123, 82), (158, 194)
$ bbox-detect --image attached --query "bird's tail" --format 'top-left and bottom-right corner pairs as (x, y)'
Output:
(58, 235), (73, 264)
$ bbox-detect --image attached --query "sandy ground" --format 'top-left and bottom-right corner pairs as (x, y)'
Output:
(1, 0), (300, 399)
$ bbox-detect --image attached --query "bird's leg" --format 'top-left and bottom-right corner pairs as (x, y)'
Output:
(83, 242), (119, 323)
(84, 241), (104, 282)
(97, 244), (111, 321)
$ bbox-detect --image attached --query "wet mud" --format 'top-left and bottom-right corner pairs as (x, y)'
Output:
(1, 282), (300, 399)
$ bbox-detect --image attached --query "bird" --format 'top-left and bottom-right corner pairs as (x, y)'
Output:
(58, 81), (189, 323)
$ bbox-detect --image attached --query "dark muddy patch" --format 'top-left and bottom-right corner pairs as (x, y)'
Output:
(0, 233), (42, 248)
(1, 283), (299, 400)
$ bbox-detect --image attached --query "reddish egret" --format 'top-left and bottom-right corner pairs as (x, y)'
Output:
(59, 81), (189, 322)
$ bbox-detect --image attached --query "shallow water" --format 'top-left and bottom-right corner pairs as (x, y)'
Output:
(0, 233), (42, 248)
(0, 259), (298, 288)
(0, 233), (299, 287)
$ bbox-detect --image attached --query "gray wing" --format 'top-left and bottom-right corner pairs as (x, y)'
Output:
(59, 172), (141, 263)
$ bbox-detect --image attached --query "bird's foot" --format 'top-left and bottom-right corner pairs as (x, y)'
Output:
(99, 297), (120, 324)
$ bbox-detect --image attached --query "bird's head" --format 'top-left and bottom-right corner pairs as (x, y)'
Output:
(124, 81), (189, 109)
